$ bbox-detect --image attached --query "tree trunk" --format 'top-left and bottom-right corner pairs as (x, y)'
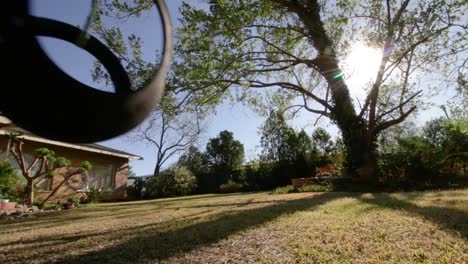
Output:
(153, 163), (161, 177)
(341, 125), (378, 181)
(1, 137), (12, 161)
(42, 177), (66, 205)
(26, 178), (34, 205)
(278, 0), (382, 180)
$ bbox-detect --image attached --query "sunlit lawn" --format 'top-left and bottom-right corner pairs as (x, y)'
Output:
(0, 189), (467, 263)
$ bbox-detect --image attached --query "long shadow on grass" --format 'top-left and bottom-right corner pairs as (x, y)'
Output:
(0, 208), (214, 248)
(357, 193), (468, 238)
(0, 202), (183, 232)
(0, 209), (223, 264)
(0, 194), (262, 232)
(54, 192), (345, 264)
(100, 193), (250, 208)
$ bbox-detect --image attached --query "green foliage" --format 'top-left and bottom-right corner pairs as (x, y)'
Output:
(85, 187), (101, 204)
(0, 161), (22, 200)
(272, 184), (331, 194)
(100, 189), (114, 202)
(258, 111), (319, 180)
(259, 110), (297, 162)
(32, 200), (42, 208)
(238, 161), (317, 191)
(145, 167), (197, 198)
(177, 146), (208, 175)
(95, 0), (466, 180)
(35, 148), (54, 158)
(67, 197), (81, 207)
(239, 163), (263, 191)
(242, 163), (277, 190)
(297, 184), (332, 193)
(45, 170), (58, 178)
(53, 157), (71, 168)
(9, 142), (90, 205)
(260, 110), (318, 165)
(219, 179), (243, 193)
(296, 130), (318, 162)
(312, 128), (334, 165)
(425, 118), (468, 154)
(37, 202), (64, 211)
(312, 128), (332, 154)
(379, 136), (441, 187)
(378, 117), (468, 188)
(206, 131), (244, 170)
(271, 185), (295, 194)
(33, 148), (71, 168)
(92, 1), (202, 178)
(80, 161), (93, 171)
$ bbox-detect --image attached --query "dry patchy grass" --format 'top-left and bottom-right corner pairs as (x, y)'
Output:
(0, 190), (467, 263)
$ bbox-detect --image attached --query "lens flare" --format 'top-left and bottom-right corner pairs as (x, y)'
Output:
(343, 42), (383, 97)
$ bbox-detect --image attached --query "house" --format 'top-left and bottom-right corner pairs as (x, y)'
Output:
(0, 116), (142, 202)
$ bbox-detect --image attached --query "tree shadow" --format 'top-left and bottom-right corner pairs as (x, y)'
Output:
(0, 193), (265, 233)
(54, 192), (345, 264)
(4, 191), (465, 263)
(100, 193), (250, 208)
(357, 193), (467, 238)
(1, 208), (231, 264)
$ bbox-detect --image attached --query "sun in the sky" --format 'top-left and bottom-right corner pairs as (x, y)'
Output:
(342, 42), (383, 97)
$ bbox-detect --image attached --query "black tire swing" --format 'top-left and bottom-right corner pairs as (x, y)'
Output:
(0, 0), (172, 143)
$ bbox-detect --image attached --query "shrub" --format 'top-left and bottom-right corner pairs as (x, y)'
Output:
(85, 187), (101, 203)
(378, 135), (453, 188)
(32, 201), (64, 210)
(377, 118), (468, 189)
(42, 202), (63, 211)
(100, 189), (114, 202)
(145, 167), (197, 198)
(378, 153), (409, 188)
(67, 196), (81, 207)
(0, 161), (23, 200)
(127, 176), (145, 200)
(237, 163), (266, 191)
(271, 185), (296, 194)
(297, 184), (331, 192)
(242, 162), (281, 190)
(272, 184), (331, 194)
(219, 180), (242, 193)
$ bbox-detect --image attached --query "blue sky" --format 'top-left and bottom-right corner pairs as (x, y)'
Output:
(31, 0), (451, 176)
(31, 0), (267, 175)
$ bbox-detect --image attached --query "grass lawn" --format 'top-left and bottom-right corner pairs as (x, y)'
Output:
(0, 189), (467, 263)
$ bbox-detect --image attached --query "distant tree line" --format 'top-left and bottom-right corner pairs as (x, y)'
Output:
(138, 110), (345, 198)
(132, 110), (466, 199)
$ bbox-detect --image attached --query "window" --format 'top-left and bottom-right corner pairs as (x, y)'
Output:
(34, 175), (52, 191)
(3, 151), (52, 191)
(25, 153), (52, 191)
(88, 164), (114, 190)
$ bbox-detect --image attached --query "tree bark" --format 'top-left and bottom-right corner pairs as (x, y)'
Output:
(153, 163), (161, 177)
(341, 125), (378, 181)
(41, 177), (66, 205)
(26, 178), (34, 205)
